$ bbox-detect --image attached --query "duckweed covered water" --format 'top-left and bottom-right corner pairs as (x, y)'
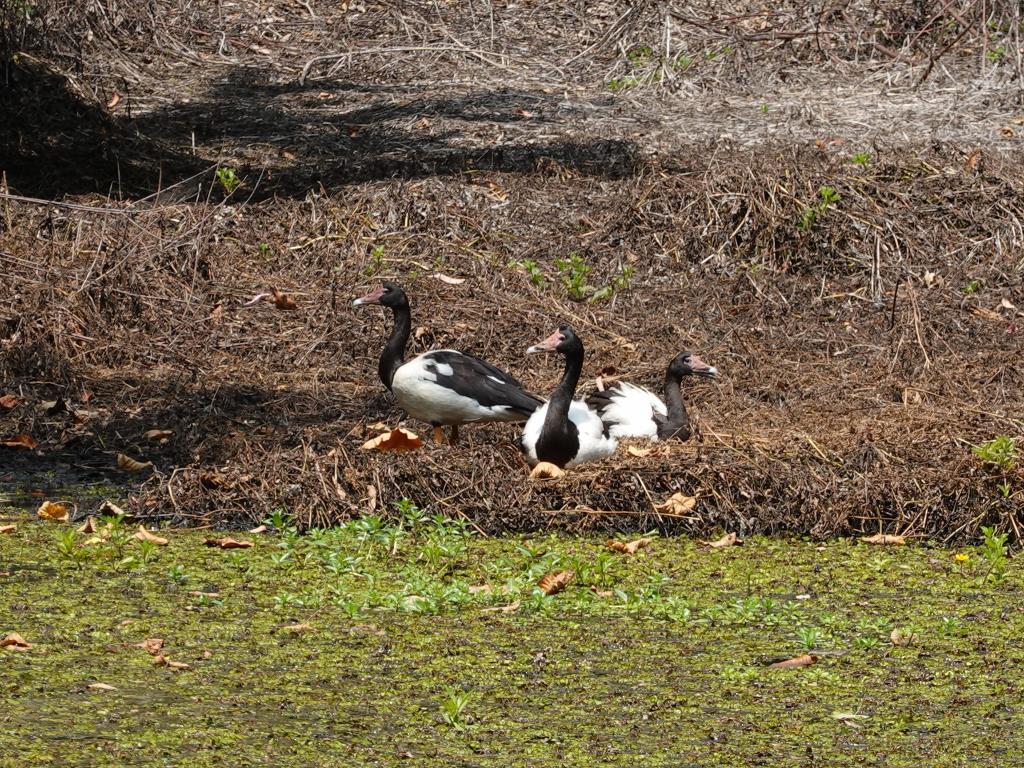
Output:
(2, 509), (1023, 767)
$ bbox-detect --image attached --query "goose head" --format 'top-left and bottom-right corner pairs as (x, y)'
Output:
(527, 324), (580, 355)
(353, 281), (408, 309)
(668, 351), (717, 379)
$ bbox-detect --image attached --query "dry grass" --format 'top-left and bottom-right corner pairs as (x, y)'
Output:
(1, 0), (1023, 539)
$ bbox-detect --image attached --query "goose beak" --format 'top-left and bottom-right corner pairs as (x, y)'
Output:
(353, 286), (386, 306)
(527, 329), (563, 354)
(689, 354), (717, 377)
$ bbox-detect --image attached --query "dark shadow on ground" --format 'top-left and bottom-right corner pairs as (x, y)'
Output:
(0, 61), (209, 200)
(1, 62), (640, 200)
(0, 378), (367, 513)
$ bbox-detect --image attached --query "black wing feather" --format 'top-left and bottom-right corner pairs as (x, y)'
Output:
(424, 350), (542, 416)
(584, 383), (622, 417)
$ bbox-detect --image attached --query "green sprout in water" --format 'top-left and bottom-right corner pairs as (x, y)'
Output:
(440, 688), (474, 730)
(978, 526), (1009, 584)
(796, 625), (822, 651)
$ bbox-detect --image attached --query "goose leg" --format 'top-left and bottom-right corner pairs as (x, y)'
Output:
(449, 424), (460, 444)
(432, 425), (444, 445)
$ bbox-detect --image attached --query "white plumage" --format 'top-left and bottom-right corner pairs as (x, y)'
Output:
(521, 400), (618, 468)
(597, 382), (668, 440)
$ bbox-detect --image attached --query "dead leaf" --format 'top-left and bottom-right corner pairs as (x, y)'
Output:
(88, 682), (117, 691)
(484, 180), (508, 201)
(0, 524), (15, 535)
(360, 428), (423, 452)
(627, 446), (653, 458)
(37, 500), (69, 522)
(0, 394), (17, 410)
(468, 584), (493, 594)
(482, 600), (521, 614)
(529, 461), (565, 479)
(189, 590), (220, 598)
(704, 532), (742, 549)
(860, 533), (905, 546)
(890, 628), (918, 646)
(999, 298), (1017, 311)
(199, 471), (229, 489)
(271, 288), (297, 310)
(366, 484), (377, 513)
(1000, 126), (1015, 139)
(144, 429), (174, 442)
(654, 492), (697, 516)
(923, 270), (940, 287)
(1, 632), (32, 650)
(768, 653), (817, 669)
(964, 149), (982, 172)
(248, 524), (268, 534)
(538, 570), (574, 596)
(117, 453), (152, 472)
(971, 306), (1004, 322)
(41, 398), (67, 414)
(204, 537), (254, 549)
(514, 108), (536, 118)
(106, 92), (121, 109)
(413, 326), (430, 341)
(431, 272), (465, 285)
(209, 302), (224, 323)
(282, 623), (315, 633)
(832, 710), (869, 726)
(98, 500), (128, 518)
(590, 586), (614, 598)
(77, 517), (98, 533)
(154, 655), (190, 670)
(606, 537), (652, 555)
(135, 638), (164, 655)
(1, 433), (37, 450)
(134, 526), (168, 546)
(242, 292), (271, 307)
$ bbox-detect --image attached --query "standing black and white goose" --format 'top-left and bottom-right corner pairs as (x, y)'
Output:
(521, 324), (618, 472)
(586, 352), (717, 442)
(353, 282), (542, 443)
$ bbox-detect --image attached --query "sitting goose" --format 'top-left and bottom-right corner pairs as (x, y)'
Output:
(353, 282), (542, 443)
(521, 324), (618, 471)
(586, 352), (717, 442)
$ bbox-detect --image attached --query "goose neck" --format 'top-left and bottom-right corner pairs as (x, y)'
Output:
(380, 302), (411, 389)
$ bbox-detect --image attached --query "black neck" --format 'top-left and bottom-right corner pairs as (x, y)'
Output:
(659, 370), (692, 440)
(379, 302), (410, 389)
(544, 338), (583, 432)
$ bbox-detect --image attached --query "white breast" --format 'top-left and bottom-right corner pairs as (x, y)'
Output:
(521, 400), (618, 467)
